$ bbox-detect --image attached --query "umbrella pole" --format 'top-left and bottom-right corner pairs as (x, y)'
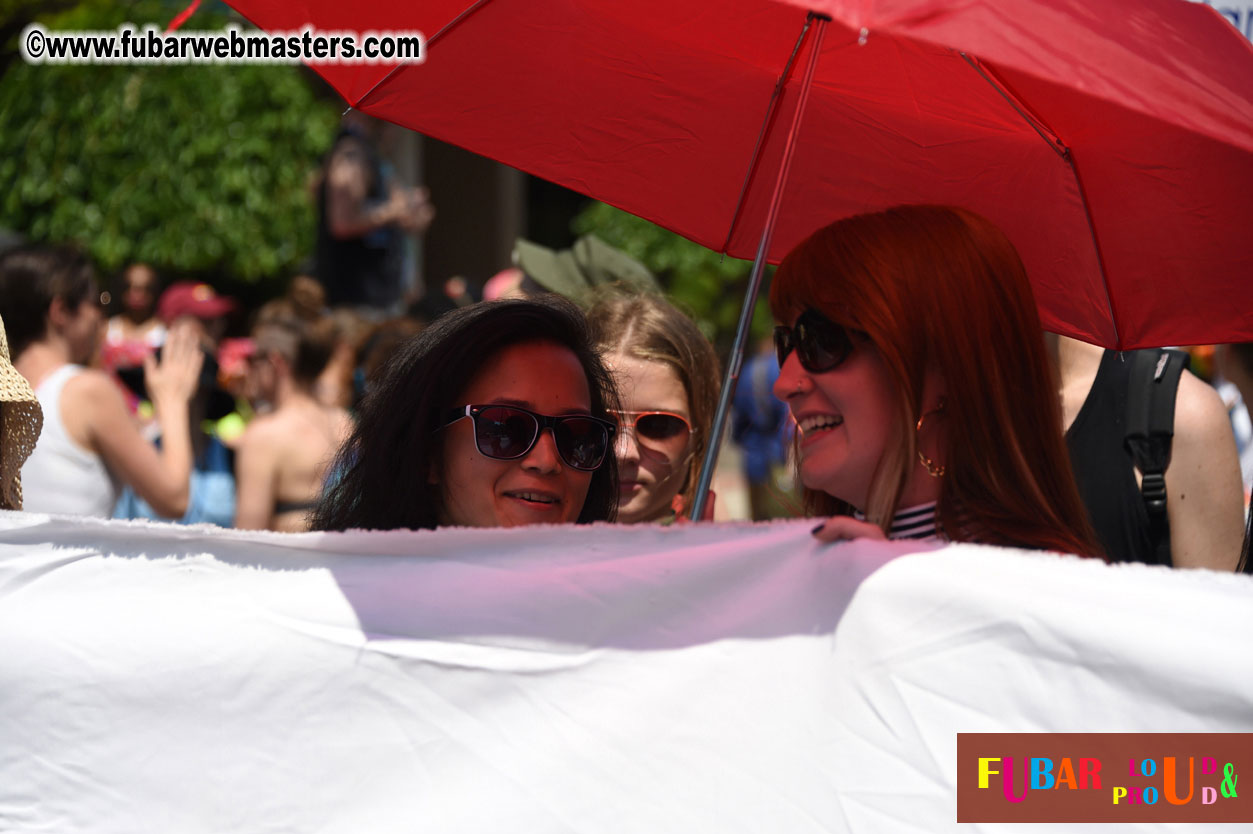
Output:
(689, 14), (828, 523)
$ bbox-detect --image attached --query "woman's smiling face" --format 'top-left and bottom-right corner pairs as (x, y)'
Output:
(436, 340), (595, 528)
(772, 323), (900, 512)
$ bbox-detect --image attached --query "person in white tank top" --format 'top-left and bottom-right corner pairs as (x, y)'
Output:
(23, 365), (120, 516)
(0, 246), (203, 519)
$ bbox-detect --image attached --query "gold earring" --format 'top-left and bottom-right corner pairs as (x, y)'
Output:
(915, 397), (946, 478)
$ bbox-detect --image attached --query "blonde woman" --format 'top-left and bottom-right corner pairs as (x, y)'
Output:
(587, 292), (719, 522)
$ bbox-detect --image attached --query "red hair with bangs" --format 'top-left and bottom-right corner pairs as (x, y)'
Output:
(771, 205), (1102, 558)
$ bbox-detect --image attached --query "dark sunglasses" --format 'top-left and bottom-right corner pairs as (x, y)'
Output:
(443, 404), (616, 471)
(611, 410), (693, 444)
(773, 308), (858, 373)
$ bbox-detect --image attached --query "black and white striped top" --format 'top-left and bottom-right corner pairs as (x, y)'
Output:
(853, 501), (940, 540)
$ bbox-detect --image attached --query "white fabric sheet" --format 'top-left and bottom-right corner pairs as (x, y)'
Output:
(1, 510), (1250, 833)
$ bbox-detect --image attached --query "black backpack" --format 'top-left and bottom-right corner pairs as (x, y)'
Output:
(1123, 348), (1188, 567)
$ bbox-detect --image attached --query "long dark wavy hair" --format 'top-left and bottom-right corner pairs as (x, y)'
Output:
(311, 296), (619, 531)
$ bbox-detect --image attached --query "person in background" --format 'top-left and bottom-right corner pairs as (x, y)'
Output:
(213, 335), (256, 449)
(1053, 334), (1244, 570)
(156, 281), (237, 355)
(586, 291), (719, 522)
(113, 281), (239, 526)
(235, 315), (352, 532)
(316, 307), (374, 411)
(772, 205), (1101, 556)
(0, 246), (201, 519)
(315, 110), (434, 316)
(732, 340), (793, 520)
(284, 274), (329, 322)
(99, 262), (165, 379)
(0, 314), (42, 511)
(312, 296), (619, 531)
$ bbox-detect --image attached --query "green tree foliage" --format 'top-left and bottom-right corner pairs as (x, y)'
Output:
(0, 0), (80, 75)
(0, 0), (338, 285)
(572, 201), (774, 352)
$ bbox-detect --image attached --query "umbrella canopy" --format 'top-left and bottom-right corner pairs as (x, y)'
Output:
(227, 0), (1253, 349)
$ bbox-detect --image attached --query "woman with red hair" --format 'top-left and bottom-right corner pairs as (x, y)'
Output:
(771, 204), (1101, 556)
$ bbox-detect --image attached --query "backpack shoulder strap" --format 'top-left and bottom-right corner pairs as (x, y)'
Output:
(1124, 348), (1189, 566)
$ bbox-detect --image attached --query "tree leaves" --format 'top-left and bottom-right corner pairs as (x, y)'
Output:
(0, 0), (338, 288)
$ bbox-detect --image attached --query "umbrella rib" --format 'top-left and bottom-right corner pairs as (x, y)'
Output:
(691, 15), (831, 522)
(958, 53), (1068, 161)
(354, 0), (496, 109)
(717, 11), (820, 255)
(958, 52), (1122, 348)
(1064, 151), (1123, 349)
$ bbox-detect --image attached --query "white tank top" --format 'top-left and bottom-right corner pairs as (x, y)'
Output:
(21, 365), (120, 517)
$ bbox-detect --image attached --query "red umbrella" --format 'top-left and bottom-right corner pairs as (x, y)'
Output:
(226, 0), (1251, 350)
(226, 0), (1253, 514)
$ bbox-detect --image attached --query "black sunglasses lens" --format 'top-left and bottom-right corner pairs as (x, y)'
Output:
(635, 413), (689, 441)
(773, 326), (793, 368)
(793, 312), (853, 373)
(554, 417), (609, 470)
(474, 407), (539, 459)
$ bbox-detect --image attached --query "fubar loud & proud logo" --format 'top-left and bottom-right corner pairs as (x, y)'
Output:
(957, 733), (1250, 823)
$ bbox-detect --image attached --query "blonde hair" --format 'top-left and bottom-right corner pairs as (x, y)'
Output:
(586, 290), (719, 516)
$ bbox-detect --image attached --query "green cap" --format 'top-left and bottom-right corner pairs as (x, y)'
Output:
(513, 234), (659, 304)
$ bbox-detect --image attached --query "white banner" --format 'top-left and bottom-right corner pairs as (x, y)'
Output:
(1, 511), (1250, 832)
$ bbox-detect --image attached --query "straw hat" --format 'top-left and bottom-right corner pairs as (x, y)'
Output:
(0, 315), (42, 510)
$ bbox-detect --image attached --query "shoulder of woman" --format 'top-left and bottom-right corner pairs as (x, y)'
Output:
(239, 411), (285, 443)
(61, 369), (132, 445)
(62, 367), (125, 405)
(1171, 371), (1239, 459)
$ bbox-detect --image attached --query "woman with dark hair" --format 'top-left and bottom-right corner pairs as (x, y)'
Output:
(586, 291), (719, 522)
(0, 246), (202, 519)
(100, 262), (164, 379)
(771, 205), (1102, 556)
(311, 296), (619, 531)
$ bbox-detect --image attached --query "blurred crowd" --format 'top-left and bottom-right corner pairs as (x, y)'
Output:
(0, 232), (778, 525)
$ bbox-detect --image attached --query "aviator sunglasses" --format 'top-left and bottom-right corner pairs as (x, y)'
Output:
(773, 308), (859, 374)
(443, 404), (616, 471)
(611, 410), (694, 447)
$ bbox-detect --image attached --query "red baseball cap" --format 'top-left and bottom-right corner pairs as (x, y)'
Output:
(157, 282), (238, 324)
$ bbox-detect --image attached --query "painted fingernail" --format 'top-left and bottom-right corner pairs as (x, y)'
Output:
(810, 523), (825, 535)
